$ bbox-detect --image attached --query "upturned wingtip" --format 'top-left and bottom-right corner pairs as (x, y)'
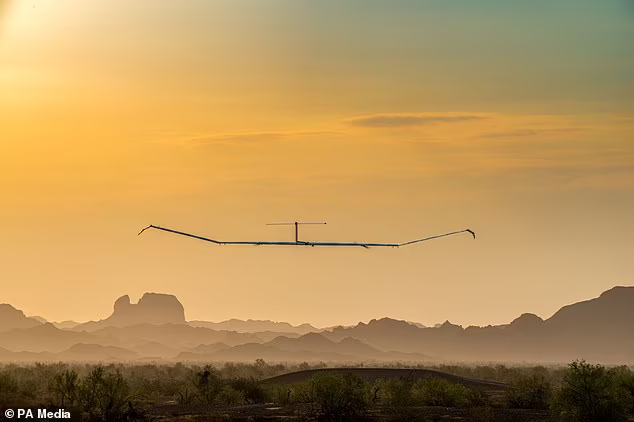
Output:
(138, 225), (153, 236)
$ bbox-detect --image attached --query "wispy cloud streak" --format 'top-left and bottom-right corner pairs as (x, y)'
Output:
(346, 113), (487, 128)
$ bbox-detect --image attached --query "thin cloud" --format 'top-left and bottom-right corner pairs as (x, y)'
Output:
(480, 128), (587, 138)
(190, 130), (340, 146)
(481, 129), (539, 138)
(346, 113), (487, 128)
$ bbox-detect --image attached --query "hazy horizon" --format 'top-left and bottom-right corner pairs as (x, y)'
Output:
(1, 0), (633, 328)
(8, 285), (628, 330)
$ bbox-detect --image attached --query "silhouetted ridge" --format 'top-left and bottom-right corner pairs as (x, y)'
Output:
(509, 313), (544, 331)
(2, 286), (634, 363)
(439, 320), (463, 331)
(189, 319), (317, 334)
(113, 293), (185, 325)
(0, 304), (42, 332)
(75, 293), (186, 330)
(599, 286), (634, 299)
(63, 343), (138, 360)
(546, 286), (634, 330)
(366, 318), (421, 330)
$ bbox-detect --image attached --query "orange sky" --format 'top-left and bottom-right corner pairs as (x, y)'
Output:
(1, 0), (633, 327)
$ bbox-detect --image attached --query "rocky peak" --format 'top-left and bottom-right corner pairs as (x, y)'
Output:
(89, 293), (186, 328)
(439, 320), (463, 330)
(509, 313), (544, 330)
(367, 318), (418, 330)
(114, 293), (184, 325)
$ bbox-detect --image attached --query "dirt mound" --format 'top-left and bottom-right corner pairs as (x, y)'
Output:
(262, 367), (508, 390)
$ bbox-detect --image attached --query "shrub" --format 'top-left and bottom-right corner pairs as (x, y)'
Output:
(78, 366), (141, 421)
(50, 369), (79, 407)
(613, 365), (634, 410)
(193, 365), (223, 404)
(505, 373), (552, 409)
(230, 377), (266, 404)
(291, 381), (319, 417)
(552, 360), (632, 422)
(0, 371), (20, 407)
(380, 378), (421, 420)
(310, 373), (371, 421)
(292, 380), (316, 403)
(465, 388), (491, 408)
(217, 385), (245, 406)
(413, 378), (470, 407)
(176, 388), (195, 405)
(268, 384), (292, 405)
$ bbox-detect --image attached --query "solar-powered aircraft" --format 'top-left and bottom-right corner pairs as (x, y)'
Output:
(138, 222), (475, 249)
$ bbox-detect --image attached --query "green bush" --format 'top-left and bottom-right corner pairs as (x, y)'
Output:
(292, 380), (315, 403)
(505, 373), (552, 409)
(465, 388), (491, 408)
(268, 384), (292, 405)
(613, 365), (634, 410)
(127, 364), (190, 402)
(552, 360), (632, 422)
(0, 371), (20, 407)
(193, 365), (223, 404)
(310, 373), (371, 421)
(175, 387), (195, 405)
(78, 366), (142, 421)
(50, 369), (79, 407)
(217, 385), (245, 406)
(230, 377), (266, 404)
(413, 378), (470, 407)
(380, 378), (421, 421)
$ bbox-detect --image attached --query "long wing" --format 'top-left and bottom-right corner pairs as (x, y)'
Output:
(139, 225), (475, 248)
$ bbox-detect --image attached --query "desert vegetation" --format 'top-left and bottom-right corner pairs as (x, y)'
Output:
(0, 360), (632, 421)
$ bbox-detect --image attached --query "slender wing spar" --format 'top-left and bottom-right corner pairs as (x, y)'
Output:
(138, 224), (475, 248)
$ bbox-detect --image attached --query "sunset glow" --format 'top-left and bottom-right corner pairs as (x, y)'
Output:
(1, 0), (633, 328)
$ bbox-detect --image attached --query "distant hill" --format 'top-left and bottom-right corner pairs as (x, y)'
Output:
(73, 293), (186, 331)
(58, 343), (139, 361)
(179, 332), (434, 362)
(30, 316), (48, 324)
(175, 342), (230, 360)
(187, 342), (231, 354)
(130, 341), (181, 359)
(1, 286), (633, 363)
(0, 343), (139, 362)
(244, 330), (302, 342)
(86, 323), (263, 349)
(507, 313), (544, 332)
(0, 323), (115, 353)
(263, 368), (507, 391)
(321, 287), (634, 363)
(52, 320), (82, 330)
(324, 318), (430, 351)
(183, 342), (359, 362)
(0, 304), (42, 332)
(0, 346), (53, 362)
(545, 286), (634, 330)
(189, 319), (318, 334)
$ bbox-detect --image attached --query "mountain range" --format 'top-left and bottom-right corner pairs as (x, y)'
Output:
(0, 287), (632, 364)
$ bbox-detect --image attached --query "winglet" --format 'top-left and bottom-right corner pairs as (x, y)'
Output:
(138, 225), (153, 236)
(466, 229), (476, 239)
